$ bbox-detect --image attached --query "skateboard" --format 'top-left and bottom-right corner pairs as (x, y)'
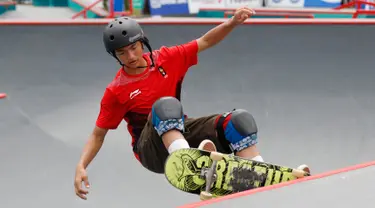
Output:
(164, 148), (311, 200)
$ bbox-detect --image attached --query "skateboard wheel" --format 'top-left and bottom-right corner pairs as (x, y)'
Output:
(292, 169), (306, 178)
(198, 139), (217, 152)
(297, 164), (311, 175)
(210, 152), (223, 161)
(200, 191), (213, 201)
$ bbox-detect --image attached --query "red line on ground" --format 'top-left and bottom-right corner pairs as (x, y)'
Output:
(0, 93), (7, 99)
(178, 160), (375, 208)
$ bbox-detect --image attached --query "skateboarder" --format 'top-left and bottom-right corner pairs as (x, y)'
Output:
(74, 7), (308, 200)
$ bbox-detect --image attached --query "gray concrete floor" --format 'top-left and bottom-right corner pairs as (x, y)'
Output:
(0, 24), (374, 208)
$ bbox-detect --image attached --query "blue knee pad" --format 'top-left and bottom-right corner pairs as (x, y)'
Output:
(218, 109), (258, 152)
(151, 96), (185, 136)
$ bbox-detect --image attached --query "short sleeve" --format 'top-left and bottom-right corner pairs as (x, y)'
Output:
(159, 40), (198, 77)
(96, 88), (127, 129)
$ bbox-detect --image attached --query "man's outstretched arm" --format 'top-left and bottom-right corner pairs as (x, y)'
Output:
(196, 7), (255, 53)
(77, 126), (108, 168)
(74, 126), (108, 200)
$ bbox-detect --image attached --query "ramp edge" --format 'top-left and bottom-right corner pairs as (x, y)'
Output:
(178, 160), (375, 208)
(1, 18), (375, 25)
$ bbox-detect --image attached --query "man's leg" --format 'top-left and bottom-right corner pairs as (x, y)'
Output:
(214, 109), (264, 162)
(151, 96), (190, 153)
(178, 109), (310, 175)
(137, 97), (262, 173)
(135, 96), (189, 174)
(216, 109), (310, 173)
(136, 96), (189, 174)
(151, 97), (264, 161)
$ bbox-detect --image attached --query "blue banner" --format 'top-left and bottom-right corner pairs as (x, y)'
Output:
(113, 0), (124, 12)
(304, 0), (341, 7)
(148, 0), (190, 16)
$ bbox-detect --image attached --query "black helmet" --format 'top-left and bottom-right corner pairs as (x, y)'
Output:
(103, 17), (154, 67)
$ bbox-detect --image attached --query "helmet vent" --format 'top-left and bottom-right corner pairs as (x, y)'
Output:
(119, 21), (122, 24)
(110, 35), (115, 40)
(110, 24), (113, 28)
(122, 31), (127, 36)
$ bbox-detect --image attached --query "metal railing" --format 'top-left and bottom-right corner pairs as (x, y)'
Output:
(334, 0), (375, 18)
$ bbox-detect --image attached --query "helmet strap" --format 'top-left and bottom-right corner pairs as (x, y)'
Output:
(114, 55), (125, 67)
(141, 37), (155, 68)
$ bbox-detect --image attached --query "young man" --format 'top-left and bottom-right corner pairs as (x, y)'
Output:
(74, 7), (308, 200)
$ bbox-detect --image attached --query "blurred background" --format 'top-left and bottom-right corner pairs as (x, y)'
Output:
(0, 0), (374, 19)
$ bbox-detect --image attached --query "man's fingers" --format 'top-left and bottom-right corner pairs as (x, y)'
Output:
(75, 186), (89, 199)
(241, 7), (255, 15)
(234, 8), (254, 21)
(76, 188), (88, 195)
(244, 8), (255, 15)
(76, 191), (88, 200)
(78, 189), (89, 195)
(75, 178), (89, 200)
(74, 168), (90, 200)
(82, 176), (90, 188)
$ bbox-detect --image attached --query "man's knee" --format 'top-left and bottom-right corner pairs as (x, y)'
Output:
(215, 109), (258, 153)
(151, 96), (185, 136)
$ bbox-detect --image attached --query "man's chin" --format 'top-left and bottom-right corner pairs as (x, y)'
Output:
(127, 61), (138, 67)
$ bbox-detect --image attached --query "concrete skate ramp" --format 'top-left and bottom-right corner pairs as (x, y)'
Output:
(1, 24), (375, 208)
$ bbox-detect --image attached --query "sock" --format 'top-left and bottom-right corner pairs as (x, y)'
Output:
(252, 155), (264, 162)
(168, 138), (190, 154)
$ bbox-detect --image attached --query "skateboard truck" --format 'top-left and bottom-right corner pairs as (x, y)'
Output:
(199, 152), (224, 201)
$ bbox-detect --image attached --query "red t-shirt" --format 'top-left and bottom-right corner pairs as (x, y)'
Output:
(96, 40), (199, 160)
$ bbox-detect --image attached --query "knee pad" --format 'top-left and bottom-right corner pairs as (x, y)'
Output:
(216, 109), (258, 153)
(151, 96), (185, 136)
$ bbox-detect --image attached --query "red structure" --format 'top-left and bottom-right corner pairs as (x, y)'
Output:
(72, 0), (133, 19)
(334, 0), (375, 18)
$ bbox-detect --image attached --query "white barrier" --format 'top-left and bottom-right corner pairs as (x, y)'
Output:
(188, 0), (263, 14)
(265, 0), (304, 8)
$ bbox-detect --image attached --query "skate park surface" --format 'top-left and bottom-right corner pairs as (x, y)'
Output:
(1, 22), (375, 208)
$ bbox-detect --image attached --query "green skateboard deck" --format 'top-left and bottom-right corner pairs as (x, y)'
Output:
(164, 148), (310, 200)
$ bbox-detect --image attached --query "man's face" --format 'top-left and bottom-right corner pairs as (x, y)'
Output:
(115, 41), (144, 68)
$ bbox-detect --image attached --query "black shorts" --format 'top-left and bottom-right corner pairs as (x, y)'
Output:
(134, 114), (233, 174)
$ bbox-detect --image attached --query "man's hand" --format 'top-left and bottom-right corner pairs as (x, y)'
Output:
(73, 126), (107, 200)
(230, 7), (256, 25)
(74, 165), (90, 200)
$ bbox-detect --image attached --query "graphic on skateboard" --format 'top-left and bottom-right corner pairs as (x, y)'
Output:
(164, 148), (310, 200)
